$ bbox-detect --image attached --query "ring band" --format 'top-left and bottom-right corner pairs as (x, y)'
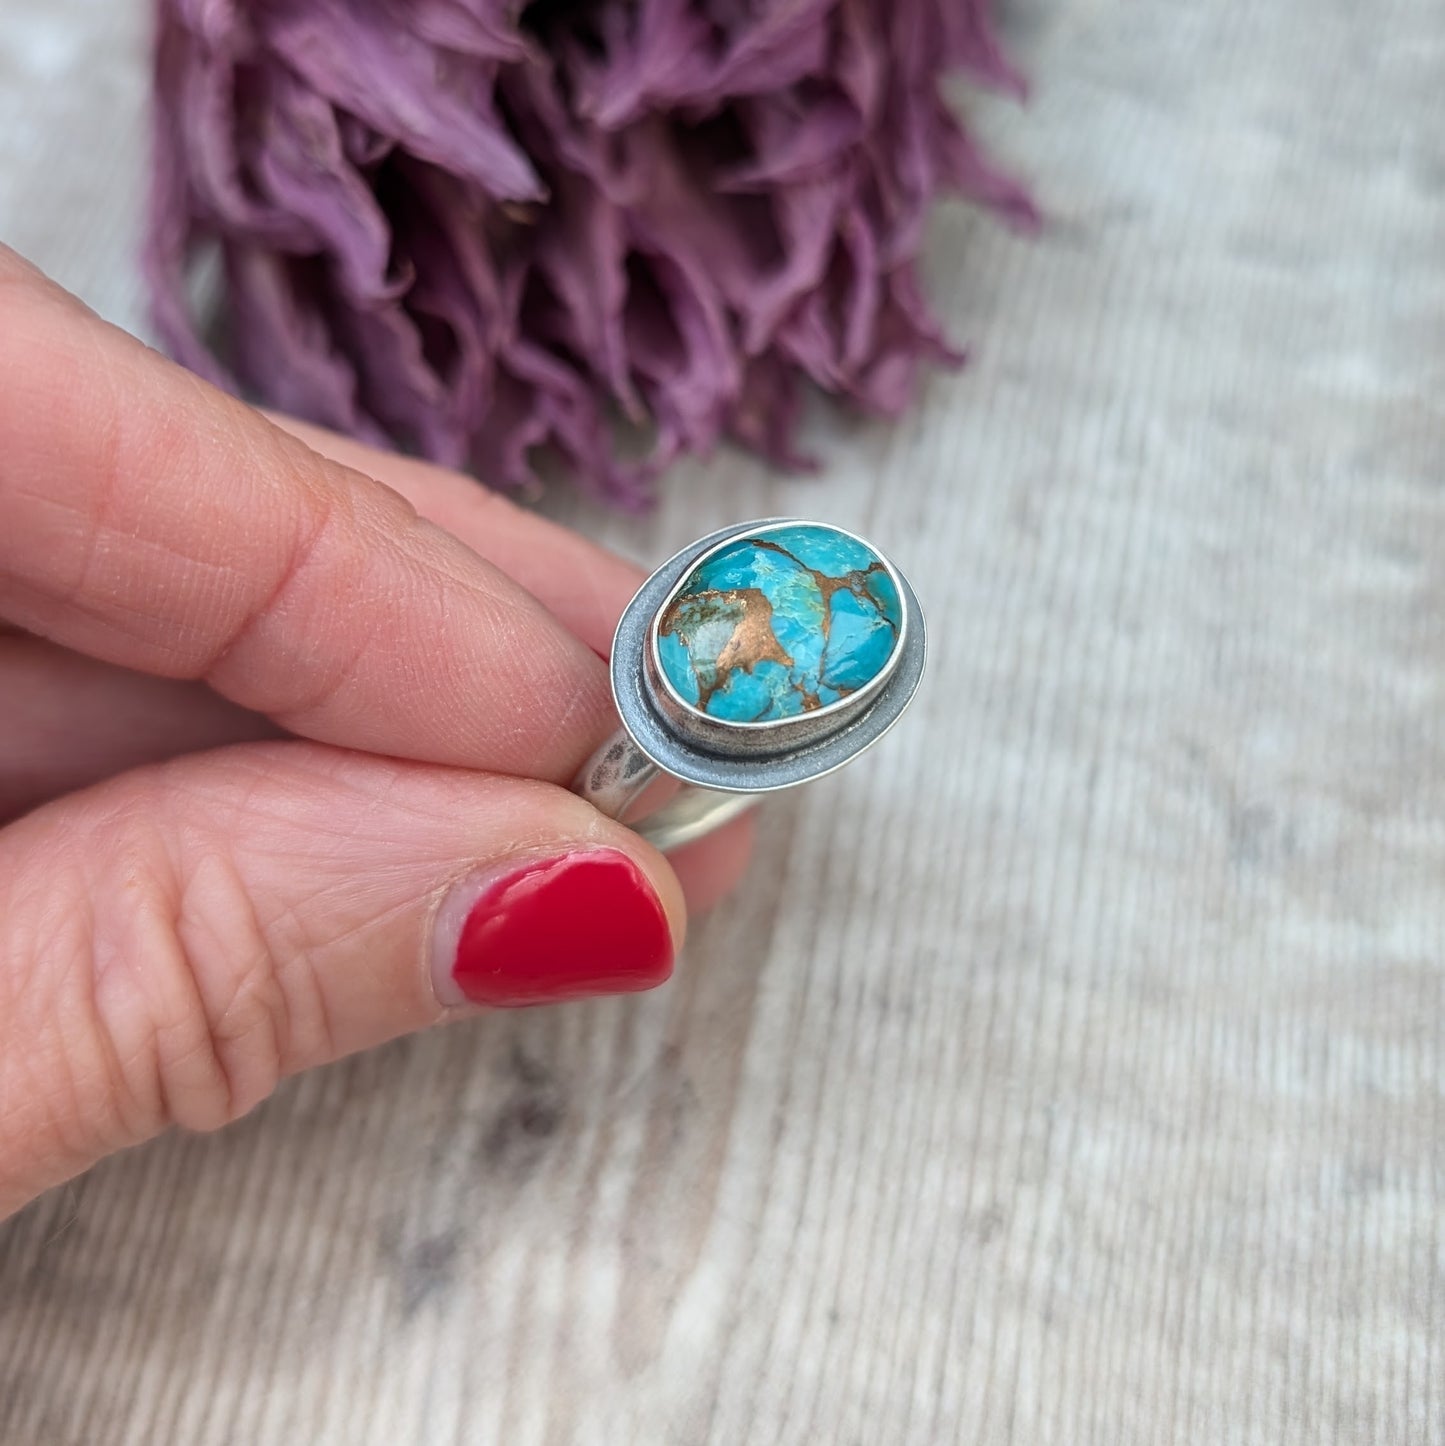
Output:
(572, 730), (762, 852)
(572, 518), (926, 851)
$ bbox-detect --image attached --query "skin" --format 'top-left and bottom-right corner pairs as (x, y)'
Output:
(0, 246), (753, 1220)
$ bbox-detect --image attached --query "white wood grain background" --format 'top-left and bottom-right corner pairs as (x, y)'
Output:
(2, 1), (1444, 1442)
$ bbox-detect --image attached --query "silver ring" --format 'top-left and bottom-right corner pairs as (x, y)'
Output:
(572, 518), (926, 851)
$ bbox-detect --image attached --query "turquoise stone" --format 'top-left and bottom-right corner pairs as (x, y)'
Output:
(655, 524), (903, 722)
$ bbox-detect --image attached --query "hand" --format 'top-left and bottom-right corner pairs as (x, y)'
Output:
(0, 247), (752, 1220)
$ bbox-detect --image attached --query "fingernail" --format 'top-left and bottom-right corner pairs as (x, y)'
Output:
(432, 848), (675, 1009)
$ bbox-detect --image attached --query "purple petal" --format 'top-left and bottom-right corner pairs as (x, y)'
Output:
(225, 243), (383, 440)
(259, 0), (543, 200)
(243, 67), (398, 299)
(146, 0), (1032, 502)
(705, 0), (835, 101)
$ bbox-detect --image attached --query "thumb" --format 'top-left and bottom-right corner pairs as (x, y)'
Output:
(0, 741), (684, 1219)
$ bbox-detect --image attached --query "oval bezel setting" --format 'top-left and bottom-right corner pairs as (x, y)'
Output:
(609, 518), (926, 792)
(647, 521), (908, 742)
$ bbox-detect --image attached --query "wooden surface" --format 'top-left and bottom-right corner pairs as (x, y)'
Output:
(3, 2), (1445, 1442)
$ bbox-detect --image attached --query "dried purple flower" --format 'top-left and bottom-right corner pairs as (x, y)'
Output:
(146, 0), (1034, 507)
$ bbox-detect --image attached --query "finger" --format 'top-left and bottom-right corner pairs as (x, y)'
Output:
(0, 632), (277, 821)
(269, 415), (644, 658)
(0, 248), (610, 780)
(667, 809), (758, 914)
(0, 630), (754, 910)
(0, 631), (755, 917)
(0, 740), (685, 1218)
(0, 630), (756, 916)
(267, 418), (764, 907)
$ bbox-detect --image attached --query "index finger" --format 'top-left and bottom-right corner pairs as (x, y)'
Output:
(0, 247), (612, 781)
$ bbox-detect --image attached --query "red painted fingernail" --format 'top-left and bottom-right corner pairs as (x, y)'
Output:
(433, 849), (675, 1009)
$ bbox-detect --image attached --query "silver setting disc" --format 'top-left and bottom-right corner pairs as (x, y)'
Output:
(609, 518), (926, 795)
